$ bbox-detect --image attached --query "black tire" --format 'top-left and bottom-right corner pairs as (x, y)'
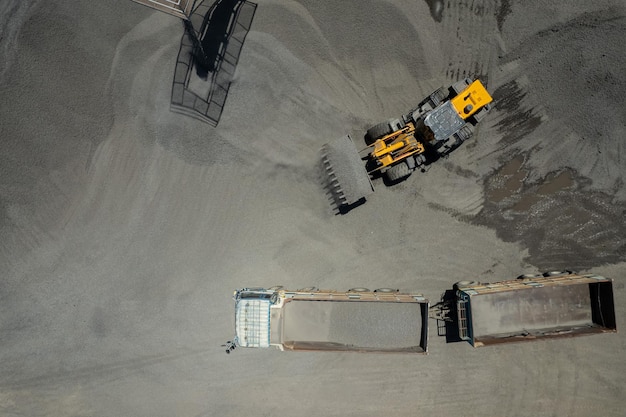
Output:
(385, 162), (412, 183)
(454, 280), (479, 290)
(348, 287), (370, 292)
(270, 292), (279, 304)
(365, 122), (393, 145)
(543, 270), (572, 277)
(517, 274), (542, 280)
(374, 288), (398, 293)
(456, 124), (474, 141)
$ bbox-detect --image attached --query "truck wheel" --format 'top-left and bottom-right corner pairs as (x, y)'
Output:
(385, 162), (412, 183)
(270, 292), (279, 304)
(348, 287), (370, 292)
(543, 271), (572, 277)
(454, 280), (479, 290)
(517, 274), (542, 279)
(365, 122), (393, 145)
(374, 288), (398, 293)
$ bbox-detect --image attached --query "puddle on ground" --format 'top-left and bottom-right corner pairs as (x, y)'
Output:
(511, 170), (574, 212)
(476, 155), (626, 270)
(486, 155), (527, 203)
(485, 155), (575, 210)
(537, 170), (573, 195)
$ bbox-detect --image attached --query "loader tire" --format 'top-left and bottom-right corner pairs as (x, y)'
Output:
(456, 124), (474, 142)
(454, 280), (479, 290)
(385, 162), (412, 183)
(429, 87), (447, 107)
(365, 122), (393, 145)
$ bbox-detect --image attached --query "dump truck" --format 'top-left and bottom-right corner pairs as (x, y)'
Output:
(321, 78), (493, 212)
(453, 272), (617, 347)
(225, 287), (429, 354)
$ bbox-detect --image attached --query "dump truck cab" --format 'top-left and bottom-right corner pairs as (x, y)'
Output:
(232, 288), (276, 348)
(229, 287), (430, 353)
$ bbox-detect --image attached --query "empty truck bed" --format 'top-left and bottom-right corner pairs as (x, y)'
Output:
(457, 274), (617, 346)
(470, 283), (593, 338)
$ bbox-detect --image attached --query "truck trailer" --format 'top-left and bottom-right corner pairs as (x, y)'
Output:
(227, 287), (429, 354)
(454, 272), (617, 347)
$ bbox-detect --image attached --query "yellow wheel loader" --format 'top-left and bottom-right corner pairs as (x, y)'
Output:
(321, 78), (493, 212)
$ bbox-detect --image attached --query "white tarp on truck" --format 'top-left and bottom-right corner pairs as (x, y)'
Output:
(235, 296), (271, 348)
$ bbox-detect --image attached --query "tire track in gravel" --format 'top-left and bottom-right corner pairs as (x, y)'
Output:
(441, 0), (500, 83)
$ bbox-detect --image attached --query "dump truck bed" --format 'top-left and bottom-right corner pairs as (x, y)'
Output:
(275, 298), (427, 352)
(456, 274), (616, 347)
(234, 288), (429, 353)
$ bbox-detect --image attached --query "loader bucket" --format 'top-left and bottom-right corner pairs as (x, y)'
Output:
(320, 135), (374, 213)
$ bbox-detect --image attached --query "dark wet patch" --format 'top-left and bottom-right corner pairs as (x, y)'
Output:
(496, 0), (512, 32)
(492, 80), (542, 146)
(476, 158), (626, 270)
(441, 161), (480, 179)
(485, 155), (526, 203)
(424, 0), (444, 22)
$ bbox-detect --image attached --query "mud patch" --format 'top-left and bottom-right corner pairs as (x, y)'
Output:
(485, 154), (526, 203)
(495, 0), (512, 32)
(494, 10), (626, 201)
(476, 156), (626, 270)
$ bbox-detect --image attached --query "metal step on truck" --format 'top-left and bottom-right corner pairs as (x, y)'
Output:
(452, 272), (617, 347)
(225, 287), (429, 354)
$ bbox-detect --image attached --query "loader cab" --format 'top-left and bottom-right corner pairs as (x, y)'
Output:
(422, 101), (467, 142)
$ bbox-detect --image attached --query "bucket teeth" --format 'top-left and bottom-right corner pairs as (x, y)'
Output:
(319, 135), (375, 213)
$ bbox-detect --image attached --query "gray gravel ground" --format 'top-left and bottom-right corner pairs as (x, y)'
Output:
(1, 1), (625, 416)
